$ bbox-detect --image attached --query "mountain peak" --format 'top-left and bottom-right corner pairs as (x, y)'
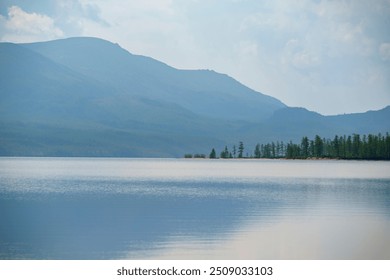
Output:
(20, 37), (285, 121)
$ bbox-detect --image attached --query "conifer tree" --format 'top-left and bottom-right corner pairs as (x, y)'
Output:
(220, 146), (229, 158)
(238, 141), (244, 158)
(254, 144), (261, 158)
(301, 136), (309, 158)
(314, 135), (323, 157)
(209, 148), (217, 159)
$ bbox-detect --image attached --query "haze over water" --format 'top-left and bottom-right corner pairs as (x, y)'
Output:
(0, 157), (389, 259)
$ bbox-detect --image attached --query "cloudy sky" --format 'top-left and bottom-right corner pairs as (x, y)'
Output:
(1, 0), (389, 115)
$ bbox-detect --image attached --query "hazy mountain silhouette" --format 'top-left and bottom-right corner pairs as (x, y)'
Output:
(1, 37), (389, 157)
(23, 37), (284, 121)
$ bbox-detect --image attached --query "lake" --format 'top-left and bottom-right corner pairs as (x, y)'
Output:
(0, 157), (389, 259)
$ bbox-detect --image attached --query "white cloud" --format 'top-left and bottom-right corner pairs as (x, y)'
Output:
(231, 0), (390, 114)
(291, 51), (320, 69)
(0, 6), (63, 42)
(282, 39), (321, 70)
(237, 40), (258, 58)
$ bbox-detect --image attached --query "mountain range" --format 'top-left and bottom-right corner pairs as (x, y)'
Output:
(1, 37), (389, 157)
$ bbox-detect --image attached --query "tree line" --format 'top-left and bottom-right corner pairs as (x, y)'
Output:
(284, 133), (390, 160)
(184, 133), (390, 160)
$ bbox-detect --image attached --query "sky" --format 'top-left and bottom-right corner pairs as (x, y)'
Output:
(0, 0), (389, 115)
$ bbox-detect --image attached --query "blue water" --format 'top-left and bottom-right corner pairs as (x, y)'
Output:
(0, 157), (389, 259)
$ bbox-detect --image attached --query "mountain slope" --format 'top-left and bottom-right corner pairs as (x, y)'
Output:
(1, 41), (237, 130)
(22, 37), (285, 121)
(0, 42), (116, 124)
(0, 37), (389, 157)
(254, 106), (390, 143)
(0, 40), (251, 156)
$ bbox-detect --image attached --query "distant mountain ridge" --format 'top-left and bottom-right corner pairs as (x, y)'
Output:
(22, 37), (285, 121)
(0, 37), (389, 157)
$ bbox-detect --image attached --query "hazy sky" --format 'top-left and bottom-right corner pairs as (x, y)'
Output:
(1, 0), (389, 115)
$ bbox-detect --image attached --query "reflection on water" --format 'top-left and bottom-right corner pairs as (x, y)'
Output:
(144, 211), (390, 260)
(0, 158), (389, 259)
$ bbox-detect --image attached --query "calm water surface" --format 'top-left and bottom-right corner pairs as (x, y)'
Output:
(0, 157), (389, 259)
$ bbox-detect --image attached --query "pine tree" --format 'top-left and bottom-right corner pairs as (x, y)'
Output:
(314, 135), (323, 157)
(220, 146), (229, 158)
(209, 148), (217, 159)
(352, 134), (360, 159)
(238, 141), (244, 158)
(254, 144), (261, 158)
(333, 135), (340, 158)
(301, 136), (309, 158)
